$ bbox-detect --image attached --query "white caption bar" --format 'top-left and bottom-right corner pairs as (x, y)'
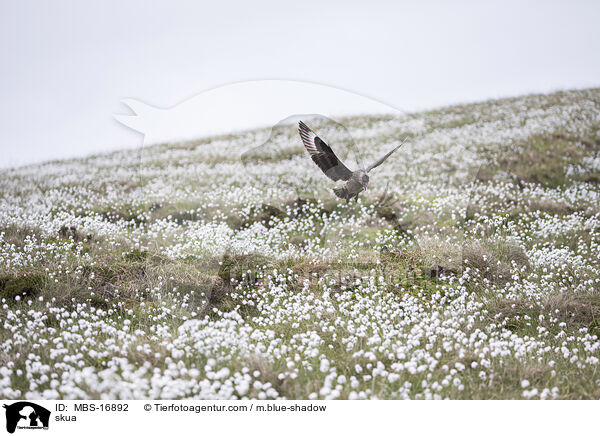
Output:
(0, 400), (596, 436)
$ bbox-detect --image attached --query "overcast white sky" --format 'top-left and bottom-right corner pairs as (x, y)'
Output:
(1, 0), (599, 168)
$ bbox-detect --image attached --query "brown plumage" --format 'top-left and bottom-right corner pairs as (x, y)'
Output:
(298, 120), (406, 202)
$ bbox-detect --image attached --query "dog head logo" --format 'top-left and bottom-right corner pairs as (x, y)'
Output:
(3, 402), (50, 433)
(114, 79), (400, 145)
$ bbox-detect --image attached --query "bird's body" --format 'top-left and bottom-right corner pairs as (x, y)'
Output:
(333, 171), (368, 201)
(298, 121), (406, 202)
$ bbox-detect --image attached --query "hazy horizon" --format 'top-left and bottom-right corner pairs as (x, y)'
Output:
(1, 0), (599, 169)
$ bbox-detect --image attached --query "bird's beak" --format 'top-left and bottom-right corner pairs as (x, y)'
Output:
(365, 183), (369, 191)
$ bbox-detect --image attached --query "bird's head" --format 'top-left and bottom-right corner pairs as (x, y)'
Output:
(359, 171), (369, 190)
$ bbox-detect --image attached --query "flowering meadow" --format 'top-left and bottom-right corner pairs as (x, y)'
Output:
(1, 88), (599, 399)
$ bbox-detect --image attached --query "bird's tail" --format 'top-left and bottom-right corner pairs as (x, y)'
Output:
(333, 186), (349, 199)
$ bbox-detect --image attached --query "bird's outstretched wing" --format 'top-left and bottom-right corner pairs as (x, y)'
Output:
(298, 121), (353, 181)
(366, 137), (408, 173)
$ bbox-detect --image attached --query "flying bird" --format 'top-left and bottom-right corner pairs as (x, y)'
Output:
(298, 121), (407, 202)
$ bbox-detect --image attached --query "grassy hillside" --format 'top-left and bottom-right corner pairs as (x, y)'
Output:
(1, 88), (599, 399)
